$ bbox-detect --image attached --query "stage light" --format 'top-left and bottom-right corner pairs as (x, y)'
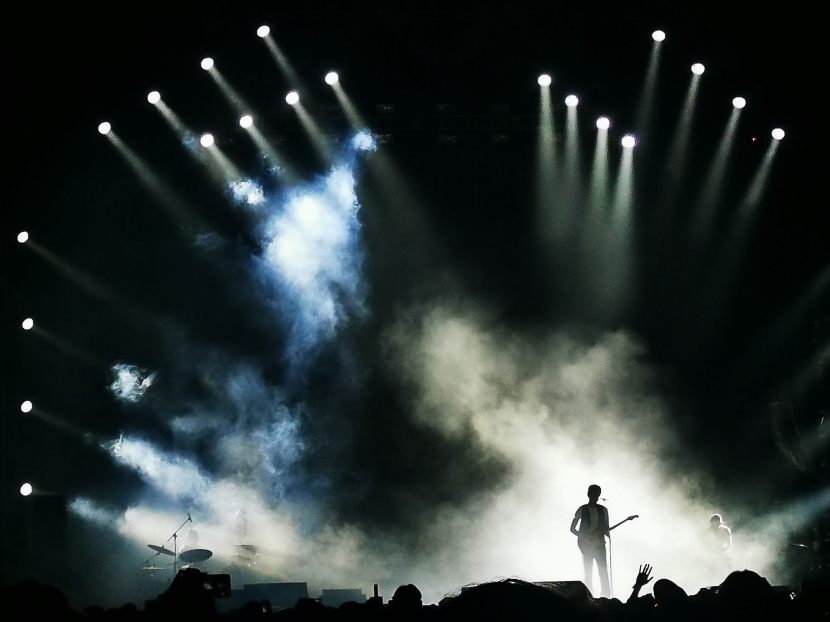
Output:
(98, 122), (111, 135)
(200, 133), (215, 148)
(147, 91), (161, 105)
(732, 97), (746, 109)
(257, 25), (270, 38)
(21, 401), (33, 413)
(772, 128), (785, 140)
(239, 114), (253, 128)
(691, 63), (705, 75)
(20, 483), (33, 497)
(22, 318), (33, 330)
(622, 134), (637, 148)
(538, 74), (552, 86)
(325, 71), (339, 85)
(565, 95), (579, 107)
(652, 30), (666, 42)
(596, 117), (610, 130)
(201, 57), (214, 70)
(286, 91), (300, 105)
(17, 231), (29, 243)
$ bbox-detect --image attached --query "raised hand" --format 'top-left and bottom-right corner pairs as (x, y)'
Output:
(634, 564), (653, 588)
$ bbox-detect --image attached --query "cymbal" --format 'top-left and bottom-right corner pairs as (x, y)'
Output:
(143, 567), (166, 571)
(148, 544), (175, 556)
(179, 548), (213, 563)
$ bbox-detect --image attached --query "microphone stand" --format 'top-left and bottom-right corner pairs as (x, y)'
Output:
(608, 531), (614, 599)
(165, 514), (192, 576)
(601, 498), (614, 599)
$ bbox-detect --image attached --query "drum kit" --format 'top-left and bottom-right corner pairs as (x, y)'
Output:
(142, 513), (258, 576)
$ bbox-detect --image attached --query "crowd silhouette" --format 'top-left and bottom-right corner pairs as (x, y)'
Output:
(1, 565), (827, 621)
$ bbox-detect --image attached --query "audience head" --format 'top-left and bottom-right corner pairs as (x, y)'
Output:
(0, 580), (70, 617)
(653, 579), (689, 609)
(441, 579), (578, 622)
(718, 570), (774, 606)
(391, 584), (423, 610)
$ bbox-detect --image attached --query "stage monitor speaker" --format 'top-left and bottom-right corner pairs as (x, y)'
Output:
(242, 582), (309, 609)
(321, 588), (367, 608)
(534, 581), (592, 600)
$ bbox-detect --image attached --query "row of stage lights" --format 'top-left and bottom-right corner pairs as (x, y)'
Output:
(95, 61), (785, 148)
(16, 226), (34, 479)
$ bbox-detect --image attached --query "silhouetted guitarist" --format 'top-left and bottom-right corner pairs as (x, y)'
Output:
(570, 484), (638, 597)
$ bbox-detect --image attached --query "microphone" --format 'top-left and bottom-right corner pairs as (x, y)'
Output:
(188, 513), (192, 523)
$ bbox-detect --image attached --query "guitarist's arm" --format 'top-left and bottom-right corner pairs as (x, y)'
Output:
(570, 516), (580, 537)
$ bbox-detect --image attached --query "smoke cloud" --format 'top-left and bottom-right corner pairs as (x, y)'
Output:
(109, 364), (155, 403)
(229, 179), (266, 206)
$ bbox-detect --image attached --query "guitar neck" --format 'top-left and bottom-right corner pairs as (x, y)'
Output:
(609, 516), (638, 531)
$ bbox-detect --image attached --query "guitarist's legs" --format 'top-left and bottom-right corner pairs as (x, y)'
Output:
(581, 549), (594, 594)
(595, 544), (610, 598)
(579, 540), (610, 597)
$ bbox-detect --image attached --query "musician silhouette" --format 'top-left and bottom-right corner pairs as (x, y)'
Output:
(708, 513), (732, 579)
(570, 484), (610, 597)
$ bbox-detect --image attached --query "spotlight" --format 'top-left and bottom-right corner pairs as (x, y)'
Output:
(257, 25), (270, 38)
(21, 401), (33, 413)
(200, 133), (215, 148)
(691, 63), (705, 75)
(285, 91), (300, 105)
(565, 95), (579, 108)
(538, 74), (552, 87)
(98, 122), (111, 135)
(325, 71), (339, 85)
(622, 134), (637, 148)
(147, 91), (161, 105)
(20, 483), (33, 497)
(239, 114), (254, 128)
(772, 128), (785, 140)
(596, 117), (610, 130)
(732, 97), (747, 109)
(201, 57), (214, 70)
(17, 231), (29, 243)
(22, 318), (34, 330)
(652, 30), (666, 42)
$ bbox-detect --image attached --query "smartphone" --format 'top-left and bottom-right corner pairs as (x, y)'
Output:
(202, 573), (232, 597)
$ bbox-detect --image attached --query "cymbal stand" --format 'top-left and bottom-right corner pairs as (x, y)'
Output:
(165, 514), (192, 575)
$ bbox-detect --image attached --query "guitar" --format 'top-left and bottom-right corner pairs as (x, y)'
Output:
(578, 514), (638, 551)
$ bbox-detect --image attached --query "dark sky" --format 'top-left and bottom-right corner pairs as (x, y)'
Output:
(2, 0), (827, 547)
